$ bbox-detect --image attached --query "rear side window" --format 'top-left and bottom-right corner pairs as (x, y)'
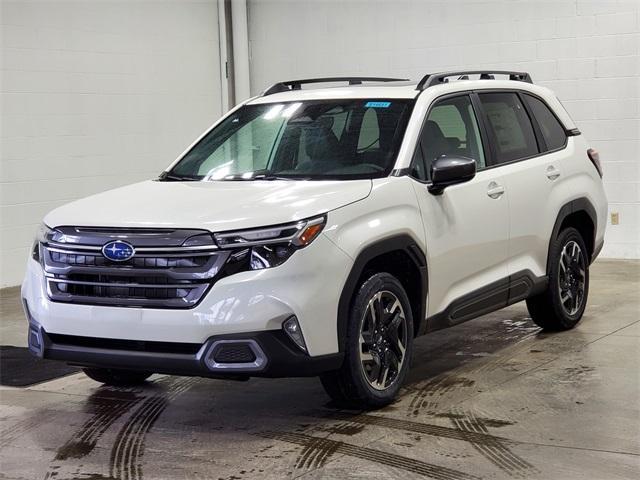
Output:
(523, 94), (567, 151)
(478, 93), (538, 163)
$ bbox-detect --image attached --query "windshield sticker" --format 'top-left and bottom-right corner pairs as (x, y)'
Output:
(365, 101), (391, 108)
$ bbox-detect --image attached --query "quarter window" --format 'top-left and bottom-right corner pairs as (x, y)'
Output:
(523, 94), (567, 151)
(478, 93), (539, 163)
(412, 95), (486, 181)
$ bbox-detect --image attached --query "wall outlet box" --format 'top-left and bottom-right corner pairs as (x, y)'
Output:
(611, 212), (619, 225)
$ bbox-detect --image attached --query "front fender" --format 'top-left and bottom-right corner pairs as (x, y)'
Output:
(324, 177), (428, 349)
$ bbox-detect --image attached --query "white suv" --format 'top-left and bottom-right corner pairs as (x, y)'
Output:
(22, 71), (607, 406)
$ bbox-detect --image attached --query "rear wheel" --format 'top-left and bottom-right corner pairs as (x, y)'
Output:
(320, 272), (413, 408)
(83, 368), (152, 386)
(527, 227), (589, 330)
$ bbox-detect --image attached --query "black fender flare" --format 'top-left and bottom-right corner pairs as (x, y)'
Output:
(336, 234), (428, 352)
(547, 197), (598, 272)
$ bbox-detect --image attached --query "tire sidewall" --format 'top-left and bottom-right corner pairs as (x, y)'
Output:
(345, 272), (414, 405)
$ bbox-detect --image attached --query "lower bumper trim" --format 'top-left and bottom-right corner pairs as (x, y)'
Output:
(37, 329), (344, 378)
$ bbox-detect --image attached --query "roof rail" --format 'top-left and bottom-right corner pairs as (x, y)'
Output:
(416, 70), (533, 91)
(262, 77), (410, 96)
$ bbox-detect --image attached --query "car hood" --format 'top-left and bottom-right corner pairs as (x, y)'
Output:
(44, 179), (372, 231)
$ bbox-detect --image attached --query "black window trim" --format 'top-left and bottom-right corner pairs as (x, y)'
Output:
(470, 88), (572, 171)
(394, 88), (578, 180)
(518, 91), (548, 152)
(520, 91), (571, 152)
(404, 90), (492, 184)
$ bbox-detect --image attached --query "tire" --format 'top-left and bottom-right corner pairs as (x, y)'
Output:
(83, 368), (153, 386)
(526, 227), (590, 330)
(320, 272), (414, 408)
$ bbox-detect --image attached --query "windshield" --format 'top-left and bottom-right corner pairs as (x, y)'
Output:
(165, 99), (413, 181)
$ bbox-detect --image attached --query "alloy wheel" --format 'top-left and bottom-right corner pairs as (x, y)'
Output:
(558, 240), (586, 316)
(358, 290), (409, 390)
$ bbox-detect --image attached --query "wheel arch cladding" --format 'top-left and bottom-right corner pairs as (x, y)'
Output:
(548, 198), (597, 271)
(337, 235), (428, 351)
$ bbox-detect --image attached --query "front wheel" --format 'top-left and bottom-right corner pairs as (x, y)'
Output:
(526, 227), (590, 330)
(320, 272), (413, 408)
(83, 368), (153, 386)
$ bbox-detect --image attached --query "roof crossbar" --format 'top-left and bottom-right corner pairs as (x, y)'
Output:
(416, 70), (533, 90)
(262, 77), (410, 96)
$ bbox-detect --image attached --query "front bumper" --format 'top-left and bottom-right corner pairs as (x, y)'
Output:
(27, 322), (343, 378)
(21, 233), (353, 358)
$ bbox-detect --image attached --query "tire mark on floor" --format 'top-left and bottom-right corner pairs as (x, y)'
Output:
(295, 433), (341, 470)
(308, 411), (514, 445)
(405, 326), (540, 418)
(406, 375), (475, 417)
(316, 420), (366, 436)
(41, 377), (190, 480)
(55, 392), (142, 461)
(259, 430), (480, 480)
(1, 413), (58, 448)
(292, 419), (366, 470)
(108, 377), (197, 480)
(449, 408), (538, 478)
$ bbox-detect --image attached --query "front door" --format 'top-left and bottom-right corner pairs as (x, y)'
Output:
(409, 94), (510, 326)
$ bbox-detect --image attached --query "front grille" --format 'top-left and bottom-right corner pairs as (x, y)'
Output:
(42, 227), (229, 308)
(49, 251), (209, 269)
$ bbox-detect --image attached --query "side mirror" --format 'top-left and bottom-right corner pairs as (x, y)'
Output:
(428, 155), (477, 195)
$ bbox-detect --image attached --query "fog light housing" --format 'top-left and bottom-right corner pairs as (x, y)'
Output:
(29, 325), (42, 352)
(23, 300), (44, 357)
(283, 316), (307, 353)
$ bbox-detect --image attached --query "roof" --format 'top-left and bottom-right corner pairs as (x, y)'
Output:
(247, 82), (420, 104)
(246, 78), (554, 104)
(244, 72), (576, 130)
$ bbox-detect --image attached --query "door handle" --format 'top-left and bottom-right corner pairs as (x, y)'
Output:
(487, 181), (505, 199)
(546, 165), (561, 180)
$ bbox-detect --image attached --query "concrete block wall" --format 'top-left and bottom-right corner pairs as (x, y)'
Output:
(248, 0), (640, 259)
(0, 0), (222, 287)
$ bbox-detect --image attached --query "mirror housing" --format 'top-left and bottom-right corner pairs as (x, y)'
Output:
(428, 155), (477, 195)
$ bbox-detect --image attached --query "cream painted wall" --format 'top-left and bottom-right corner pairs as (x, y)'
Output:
(248, 0), (640, 259)
(1, 0), (223, 286)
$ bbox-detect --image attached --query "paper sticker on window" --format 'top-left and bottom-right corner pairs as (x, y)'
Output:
(365, 101), (391, 108)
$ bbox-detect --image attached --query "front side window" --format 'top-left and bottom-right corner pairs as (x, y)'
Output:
(412, 95), (486, 181)
(523, 94), (567, 151)
(478, 92), (539, 163)
(167, 100), (413, 181)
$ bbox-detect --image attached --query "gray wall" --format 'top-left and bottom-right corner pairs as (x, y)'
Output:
(0, 0), (222, 286)
(248, 0), (640, 259)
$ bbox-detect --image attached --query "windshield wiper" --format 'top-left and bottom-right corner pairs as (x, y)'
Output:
(252, 173), (297, 181)
(220, 170), (305, 181)
(157, 172), (199, 182)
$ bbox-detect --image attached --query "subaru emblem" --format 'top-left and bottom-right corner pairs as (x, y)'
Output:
(102, 240), (135, 262)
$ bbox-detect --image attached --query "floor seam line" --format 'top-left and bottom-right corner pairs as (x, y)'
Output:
(584, 319), (640, 345)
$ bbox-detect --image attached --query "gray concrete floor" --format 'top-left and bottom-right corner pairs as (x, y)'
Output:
(1, 259), (639, 480)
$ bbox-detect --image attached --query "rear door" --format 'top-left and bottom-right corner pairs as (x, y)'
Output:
(409, 93), (511, 323)
(476, 91), (569, 284)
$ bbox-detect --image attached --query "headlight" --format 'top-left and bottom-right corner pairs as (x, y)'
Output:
(35, 224), (54, 243)
(31, 224), (53, 263)
(215, 216), (326, 270)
